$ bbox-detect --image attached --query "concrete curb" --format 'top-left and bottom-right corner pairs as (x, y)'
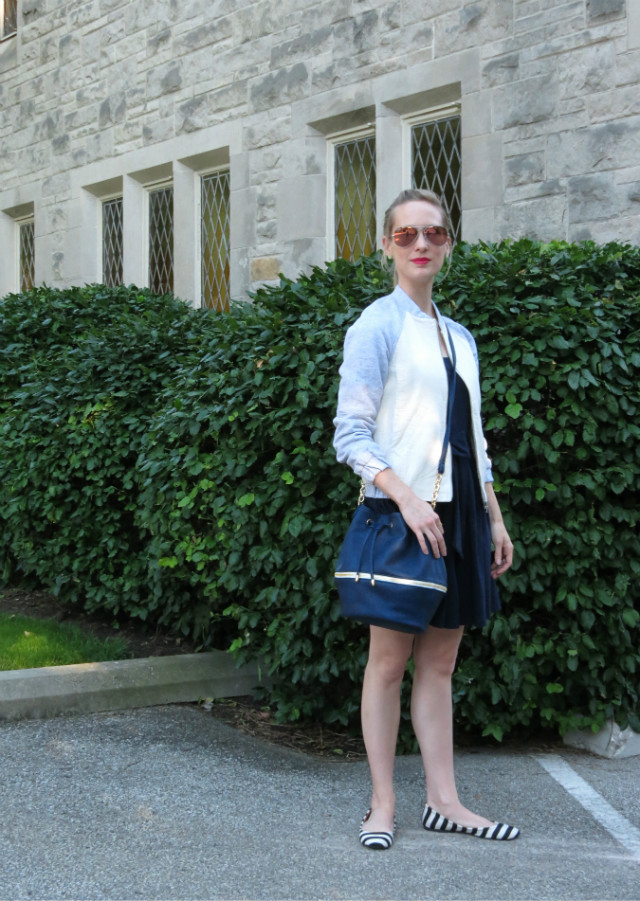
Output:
(563, 718), (640, 758)
(0, 651), (264, 721)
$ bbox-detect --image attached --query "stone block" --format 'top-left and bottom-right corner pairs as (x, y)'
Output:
(69, 1), (102, 29)
(147, 27), (171, 54)
(515, 0), (583, 36)
(505, 151), (545, 187)
(334, 9), (380, 59)
(146, 62), (182, 100)
(630, 0), (640, 49)
(436, 0), (513, 57)
(548, 118), (640, 177)
(617, 179), (640, 216)
(251, 256), (281, 282)
(504, 178), (564, 204)
(249, 63), (310, 113)
(98, 94), (126, 128)
(22, 0), (43, 22)
(569, 214), (640, 243)
(280, 236), (329, 279)
(555, 43), (616, 100)
(142, 117), (175, 146)
(232, 2), (280, 43)
(493, 74), (558, 129)
(461, 205), (496, 242)
(587, 0), (626, 24)
(589, 85), (640, 122)
(230, 186), (257, 251)
(256, 192), (276, 222)
(462, 133), (502, 210)
(277, 174), (326, 240)
(482, 52), (520, 87)
(270, 26), (332, 69)
(174, 17), (233, 53)
(568, 173), (618, 222)
(496, 192), (568, 241)
(617, 49), (640, 87)
(244, 117), (291, 151)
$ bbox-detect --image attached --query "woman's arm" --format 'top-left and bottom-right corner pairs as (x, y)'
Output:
(373, 467), (447, 559)
(484, 482), (514, 579)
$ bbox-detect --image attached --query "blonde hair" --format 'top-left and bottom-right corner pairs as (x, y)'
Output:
(382, 188), (452, 239)
(382, 189), (453, 284)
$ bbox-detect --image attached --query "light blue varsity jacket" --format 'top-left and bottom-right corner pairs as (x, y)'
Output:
(333, 285), (493, 504)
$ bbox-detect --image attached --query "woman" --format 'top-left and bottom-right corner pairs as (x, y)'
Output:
(333, 189), (519, 849)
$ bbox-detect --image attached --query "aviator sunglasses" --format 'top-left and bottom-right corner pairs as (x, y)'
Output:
(391, 225), (449, 247)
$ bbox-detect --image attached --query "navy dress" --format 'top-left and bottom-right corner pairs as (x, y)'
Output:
(365, 357), (501, 630)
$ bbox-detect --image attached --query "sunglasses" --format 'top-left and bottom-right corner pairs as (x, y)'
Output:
(391, 225), (449, 247)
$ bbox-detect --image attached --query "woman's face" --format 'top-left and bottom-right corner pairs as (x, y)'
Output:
(382, 200), (450, 292)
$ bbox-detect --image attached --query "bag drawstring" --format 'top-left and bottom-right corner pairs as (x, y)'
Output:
(355, 517), (392, 585)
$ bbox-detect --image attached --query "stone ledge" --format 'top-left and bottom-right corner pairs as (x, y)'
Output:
(563, 719), (640, 759)
(0, 652), (264, 721)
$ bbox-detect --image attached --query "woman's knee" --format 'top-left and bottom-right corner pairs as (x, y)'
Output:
(366, 651), (408, 687)
(366, 628), (413, 686)
(414, 627), (463, 679)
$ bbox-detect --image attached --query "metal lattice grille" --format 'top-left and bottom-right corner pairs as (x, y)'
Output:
(201, 171), (230, 311)
(102, 197), (123, 287)
(1, 0), (17, 40)
(334, 135), (376, 261)
(19, 221), (34, 292)
(149, 186), (174, 295)
(411, 116), (462, 242)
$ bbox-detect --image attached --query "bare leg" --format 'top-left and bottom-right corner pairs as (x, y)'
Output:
(411, 626), (493, 828)
(360, 625), (414, 833)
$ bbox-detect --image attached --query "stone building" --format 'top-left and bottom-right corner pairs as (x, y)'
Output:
(0, 0), (638, 307)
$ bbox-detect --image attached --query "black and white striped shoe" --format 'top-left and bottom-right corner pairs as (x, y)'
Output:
(359, 808), (396, 850)
(422, 804), (520, 841)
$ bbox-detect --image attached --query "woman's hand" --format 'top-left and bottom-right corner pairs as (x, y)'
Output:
(489, 519), (513, 579)
(485, 483), (513, 579)
(399, 494), (447, 558)
(373, 468), (447, 558)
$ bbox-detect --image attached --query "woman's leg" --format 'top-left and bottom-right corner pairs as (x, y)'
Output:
(360, 625), (414, 833)
(411, 625), (493, 828)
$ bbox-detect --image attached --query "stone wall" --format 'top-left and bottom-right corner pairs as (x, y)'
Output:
(0, 0), (638, 300)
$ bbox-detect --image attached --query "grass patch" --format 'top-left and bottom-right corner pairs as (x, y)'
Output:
(0, 612), (130, 671)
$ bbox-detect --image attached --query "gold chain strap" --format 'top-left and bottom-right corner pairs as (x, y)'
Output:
(358, 471), (441, 509)
(429, 472), (443, 510)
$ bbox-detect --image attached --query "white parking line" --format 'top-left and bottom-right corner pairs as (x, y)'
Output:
(534, 754), (640, 859)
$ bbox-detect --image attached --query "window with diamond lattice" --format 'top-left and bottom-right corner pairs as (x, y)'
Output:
(411, 115), (461, 242)
(19, 221), (34, 292)
(334, 135), (376, 261)
(148, 186), (173, 295)
(201, 171), (230, 311)
(1, 0), (17, 40)
(102, 198), (123, 287)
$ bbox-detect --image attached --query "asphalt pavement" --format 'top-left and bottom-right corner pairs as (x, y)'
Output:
(1, 705), (639, 901)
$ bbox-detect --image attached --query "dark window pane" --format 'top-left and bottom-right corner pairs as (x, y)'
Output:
(19, 221), (34, 292)
(412, 116), (462, 242)
(102, 197), (123, 287)
(149, 187), (173, 294)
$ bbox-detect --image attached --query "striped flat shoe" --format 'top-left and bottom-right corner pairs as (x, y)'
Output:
(422, 804), (520, 841)
(359, 808), (397, 850)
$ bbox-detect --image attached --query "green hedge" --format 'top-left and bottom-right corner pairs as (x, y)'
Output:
(1, 239), (638, 742)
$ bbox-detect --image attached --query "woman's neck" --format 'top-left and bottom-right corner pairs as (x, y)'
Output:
(398, 280), (435, 316)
